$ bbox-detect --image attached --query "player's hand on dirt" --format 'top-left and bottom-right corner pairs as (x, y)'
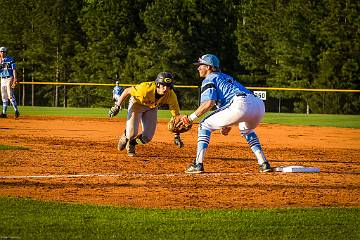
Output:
(174, 133), (184, 148)
(220, 126), (232, 136)
(176, 115), (192, 128)
(109, 104), (121, 117)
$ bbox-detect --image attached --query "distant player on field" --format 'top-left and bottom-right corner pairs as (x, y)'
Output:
(0, 47), (20, 119)
(177, 54), (272, 173)
(112, 81), (123, 102)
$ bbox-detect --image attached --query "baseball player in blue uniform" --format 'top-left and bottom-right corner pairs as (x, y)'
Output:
(178, 54), (272, 173)
(0, 47), (20, 119)
(112, 81), (123, 102)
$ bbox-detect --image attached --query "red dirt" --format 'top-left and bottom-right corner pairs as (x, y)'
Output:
(0, 116), (359, 209)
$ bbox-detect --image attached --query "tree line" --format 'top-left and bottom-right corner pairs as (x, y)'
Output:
(1, 0), (359, 113)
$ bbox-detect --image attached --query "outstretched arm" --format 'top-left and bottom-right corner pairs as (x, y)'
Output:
(116, 87), (132, 107)
(109, 87), (132, 117)
(11, 69), (17, 88)
(191, 100), (216, 120)
(176, 100), (216, 128)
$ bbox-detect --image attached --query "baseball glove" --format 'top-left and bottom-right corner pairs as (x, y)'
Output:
(220, 126), (232, 136)
(11, 80), (18, 89)
(109, 104), (121, 117)
(168, 115), (192, 134)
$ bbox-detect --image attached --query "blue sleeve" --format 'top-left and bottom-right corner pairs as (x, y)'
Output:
(200, 77), (218, 103)
(7, 57), (15, 69)
(119, 87), (124, 94)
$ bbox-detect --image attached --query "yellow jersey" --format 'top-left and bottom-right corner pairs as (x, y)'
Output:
(130, 82), (180, 116)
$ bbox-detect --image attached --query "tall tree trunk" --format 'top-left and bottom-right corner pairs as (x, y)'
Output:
(55, 46), (59, 107)
(31, 73), (34, 106)
(22, 63), (25, 106)
(63, 85), (67, 108)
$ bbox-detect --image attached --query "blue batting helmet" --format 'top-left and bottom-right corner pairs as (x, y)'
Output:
(0, 47), (8, 52)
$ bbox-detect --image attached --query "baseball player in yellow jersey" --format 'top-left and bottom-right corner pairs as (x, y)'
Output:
(109, 72), (184, 156)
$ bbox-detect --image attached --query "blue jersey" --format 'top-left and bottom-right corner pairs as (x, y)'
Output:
(200, 72), (252, 108)
(0, 56), (16, 78)
(113, 86), (123, 96)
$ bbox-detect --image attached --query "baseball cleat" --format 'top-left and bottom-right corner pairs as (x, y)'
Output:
(185, 161), (204, 174)
(117, 133), (128, 151)
(0, 113), (7, 118)
(259, 162), (272, 173)
(14, 110), (20, 119)
(126, 142), (136, 157)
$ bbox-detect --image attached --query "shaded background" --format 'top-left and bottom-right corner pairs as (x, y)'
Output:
(1, 0), (359, 113)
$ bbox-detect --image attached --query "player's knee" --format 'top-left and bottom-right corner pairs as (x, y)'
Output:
(240, 129), (254, 137)
(199, 122), (216, 132)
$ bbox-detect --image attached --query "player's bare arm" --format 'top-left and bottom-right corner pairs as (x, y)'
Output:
(186, 99), (216, 123)
(193, 100), (216, 119)
(109, 87), (132, 117)
(177, 100), (216, 128)
(13, 69), (16, 81)
(11, 69), (17, 88)
(116, 87), (132, 107)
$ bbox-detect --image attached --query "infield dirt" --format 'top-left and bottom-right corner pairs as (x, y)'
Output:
(1, 116), (359, 209)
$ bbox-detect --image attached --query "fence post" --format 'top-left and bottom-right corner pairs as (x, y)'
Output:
(278, 97), (281, 113)
(31, 75), (34, 106)
(306, 102), (310, 114)
(198, 86), (201, 106)
(17, 82), (21, 106)
(63, 85), (67, 108)
(22, 66), (25, 106)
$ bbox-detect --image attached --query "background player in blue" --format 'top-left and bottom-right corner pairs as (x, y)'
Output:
(112, 81), (123, 102)
(0, 47), (20, 119)
(178, 54), (272, 173)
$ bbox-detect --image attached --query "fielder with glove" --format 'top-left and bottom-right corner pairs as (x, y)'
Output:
(168, 114), (193, 148)
(110, 72), (187, 156)
(183, 54), (272, 174)
(168, 115), (193, 134)
(0, 46), (20, 119)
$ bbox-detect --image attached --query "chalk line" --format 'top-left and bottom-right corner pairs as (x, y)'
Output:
(0, 172), (256, 179)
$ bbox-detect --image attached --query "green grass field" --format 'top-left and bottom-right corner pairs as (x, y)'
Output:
(1, 107), (359, 239)
(0, 145), (29, 150)
(0, 197), (359, 240)
(18, 106), (360, 128)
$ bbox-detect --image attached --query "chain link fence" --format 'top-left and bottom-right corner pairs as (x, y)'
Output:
(16, 82), (360, 114)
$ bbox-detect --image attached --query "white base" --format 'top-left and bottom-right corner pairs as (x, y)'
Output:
(273, 165), (320, 173)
